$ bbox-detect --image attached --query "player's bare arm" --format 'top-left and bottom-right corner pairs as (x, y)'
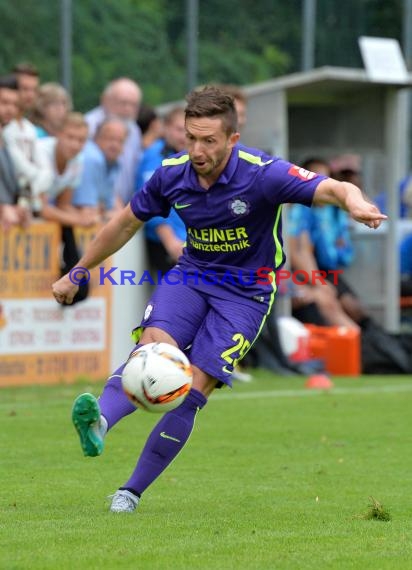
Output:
(313, 178), (387, 229)
(52, 203), (143, 305)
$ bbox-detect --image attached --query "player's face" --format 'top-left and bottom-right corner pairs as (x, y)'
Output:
(185, 117), (239, 183)
(0, 88), (19, 125)
(58, 124), (88, 161)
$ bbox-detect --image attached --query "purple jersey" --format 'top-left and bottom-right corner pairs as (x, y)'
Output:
(130, 144), (326, 300)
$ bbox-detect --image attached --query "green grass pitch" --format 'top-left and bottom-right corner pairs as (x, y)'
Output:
(2, 372), (412, 569)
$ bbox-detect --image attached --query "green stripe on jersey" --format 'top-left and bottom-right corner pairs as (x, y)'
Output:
(273, 206), (283, 269)
(238, 149), (273, 166)
(162, 154), (190, 166)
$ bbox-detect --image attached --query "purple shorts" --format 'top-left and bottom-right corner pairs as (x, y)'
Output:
(133, 281), (272, 386)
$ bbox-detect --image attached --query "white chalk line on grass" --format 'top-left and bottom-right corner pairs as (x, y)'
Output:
(1, 382), (412, 410)
(212, 383), (412, 402)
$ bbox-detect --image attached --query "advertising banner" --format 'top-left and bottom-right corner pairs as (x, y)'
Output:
(0, 223), (112, 386)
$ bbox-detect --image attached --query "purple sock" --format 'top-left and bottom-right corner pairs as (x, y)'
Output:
(99, 364), (137, 430)
(120, 388), (207, 496)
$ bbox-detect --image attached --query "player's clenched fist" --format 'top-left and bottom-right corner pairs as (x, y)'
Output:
(52, 274), (79, 305)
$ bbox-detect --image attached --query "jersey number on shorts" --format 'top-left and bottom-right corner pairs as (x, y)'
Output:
(221, 333), (251, 370)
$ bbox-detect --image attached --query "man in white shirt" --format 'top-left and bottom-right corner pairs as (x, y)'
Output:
(85, 78), (142, 204)
(0, 74), (31, 230)
(37, 112), (97, 227)
(3, 64), (52, 211)
(12, 62), (39, 115)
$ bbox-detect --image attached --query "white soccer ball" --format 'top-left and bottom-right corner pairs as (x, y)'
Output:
(121, 342), (193, 413)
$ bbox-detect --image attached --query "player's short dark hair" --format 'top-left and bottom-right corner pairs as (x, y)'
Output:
(12, 62), (39, 78)
(0, 74), (18, 91)
(185, 86), (237, 135)
(214, 84), (247, 104)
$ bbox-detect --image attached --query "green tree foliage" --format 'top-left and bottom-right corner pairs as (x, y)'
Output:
(0, 1), (60, 82)
(317, 0), (403, 68)
(72, 0), (185, 109)
(0, 0), (403, 112)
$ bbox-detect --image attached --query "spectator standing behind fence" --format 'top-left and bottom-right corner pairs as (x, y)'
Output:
(0, 74), (31, 231)
(31, 82), (72, 138)
(3, 63), (52, 214)
(85, 78), (143, 204)
(135, 107), (187, 274)
(72, 118), (127, 221)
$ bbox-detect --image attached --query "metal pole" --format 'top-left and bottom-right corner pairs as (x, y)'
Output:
(384, 89), (408, 332)
(403, 0), (412, 171)
(60, 0), (72, 93)
(301, 0), (316, 71)
(186, 0), (199, 92)
(403, 0), (412, 68)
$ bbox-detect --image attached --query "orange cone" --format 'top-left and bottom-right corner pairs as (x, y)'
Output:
(305, 374), (334, 390)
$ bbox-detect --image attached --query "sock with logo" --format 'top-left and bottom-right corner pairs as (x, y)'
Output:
(98, 346), (143, 429)
(120, 388), (207, 495)
(98, 363), (137, 429)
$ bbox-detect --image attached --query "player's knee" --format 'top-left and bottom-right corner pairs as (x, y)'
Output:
(191, 365), (217, 397)
(139, 326), (178, 346)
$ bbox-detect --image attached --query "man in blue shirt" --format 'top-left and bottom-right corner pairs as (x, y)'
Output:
(72, 118), (127, 220)
(53, 87), (386, 513)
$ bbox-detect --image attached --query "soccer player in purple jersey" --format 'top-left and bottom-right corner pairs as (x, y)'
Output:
(52, 86), (386, 513)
